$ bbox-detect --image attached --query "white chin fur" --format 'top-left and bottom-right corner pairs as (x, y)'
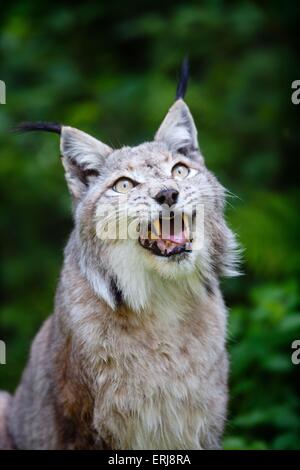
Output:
(139, 243), (198, 279)
(106, 240), (202, 313)
(80, 236), (210, 315)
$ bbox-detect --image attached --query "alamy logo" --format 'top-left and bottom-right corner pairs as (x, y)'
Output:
(291, 80), (300, 105)
(291, 340), (300, 365)
(0, 80), (6, 104)
(0, 340), (6, 365)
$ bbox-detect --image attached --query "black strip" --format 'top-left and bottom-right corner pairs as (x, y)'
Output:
(11, 121), (62, 135)
(110, 278), (123, 307)
(176, 56), (189, 100)
(0, 450), (297, 466)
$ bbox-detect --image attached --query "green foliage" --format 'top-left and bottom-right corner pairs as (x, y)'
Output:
(224, 280), (300, 449)
(0, 0), (299, 449)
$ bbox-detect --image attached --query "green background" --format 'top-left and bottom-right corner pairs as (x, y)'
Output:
(1, 0), (300, 449)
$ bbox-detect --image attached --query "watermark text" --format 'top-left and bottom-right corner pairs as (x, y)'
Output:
(0, 340), (6, 365)
(291, 340), (300, 365)
(0, 80), (6, 104)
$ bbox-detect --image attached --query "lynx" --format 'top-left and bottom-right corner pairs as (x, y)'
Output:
(0, 64), (239, 449)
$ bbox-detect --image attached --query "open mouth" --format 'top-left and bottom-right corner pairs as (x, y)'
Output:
(139, 213), (193, 257)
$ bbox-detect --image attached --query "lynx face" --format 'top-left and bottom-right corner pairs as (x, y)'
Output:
(78, 141), (216, 270)
(97, 142), (201, 259)
(58, 99), (238, 310)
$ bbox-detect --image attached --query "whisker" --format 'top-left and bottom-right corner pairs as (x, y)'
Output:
(225, 188), (242, 202)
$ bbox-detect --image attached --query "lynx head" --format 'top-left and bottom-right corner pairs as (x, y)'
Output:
(15, 71), (239, 312)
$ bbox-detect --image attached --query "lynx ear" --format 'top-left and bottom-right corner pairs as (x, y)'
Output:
(60, 126), (113, 198)
(155, 99), (200, 157)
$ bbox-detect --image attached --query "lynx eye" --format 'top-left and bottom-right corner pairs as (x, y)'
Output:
(113, 178), (134, 194)
(172, 163), (189, 180)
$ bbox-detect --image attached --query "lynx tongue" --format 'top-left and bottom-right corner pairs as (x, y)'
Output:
(156, 233), (187, 254)
(152, 215), (189, 254)
(158, 231), (187, 246)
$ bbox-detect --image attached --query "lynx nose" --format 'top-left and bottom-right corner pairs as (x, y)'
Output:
(155, 188), (179, 207)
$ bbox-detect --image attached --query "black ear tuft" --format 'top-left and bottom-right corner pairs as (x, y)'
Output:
(176, 57), (189, 100)
(11, 121), (62, 135)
